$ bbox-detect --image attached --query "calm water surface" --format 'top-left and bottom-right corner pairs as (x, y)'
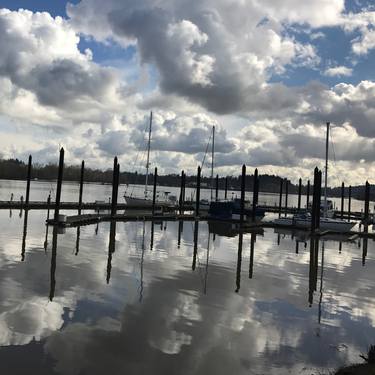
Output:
(0, 181), (374, 374)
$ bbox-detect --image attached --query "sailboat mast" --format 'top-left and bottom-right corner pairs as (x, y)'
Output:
(210, 126), (215, 201)
(144, 111), (152, 197)
(324, 121), (330, 217)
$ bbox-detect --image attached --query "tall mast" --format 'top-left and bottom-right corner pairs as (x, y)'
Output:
(144, 111), (152, 197)
(210, 126), (215, 201)
(324, 121), (330, 217)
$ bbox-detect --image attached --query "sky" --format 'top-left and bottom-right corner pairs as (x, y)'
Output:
(0, 0), (375, 186)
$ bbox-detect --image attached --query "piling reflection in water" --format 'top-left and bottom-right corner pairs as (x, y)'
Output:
(106, 220), (117, 284)
(192, 220), (199, 271)
(21, 209), (29, 261)
(235, 232), (243, 293)
(249, 232), (256, 279)
(49, 226), (58, 301)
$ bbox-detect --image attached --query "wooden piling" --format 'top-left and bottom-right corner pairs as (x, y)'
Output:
(240, 165), (246, 224)
(110, 157), (119, 217)
(224, 177), (228, 200)
(179, 170), (185, 215)
(311, 168), (319, 233)
(152, 167), (157, 216)
(348, 185), (352, 221)
(252, 168), (258, 222)
(297, 178), (302, 211)
(25, 155), (32, 207)
(54, 148), (64, 222)
(195, 166), (201, 216)
(340, 182), (344, 219)
(278, 179), (283, 218)
(78, 160), (84, 215)
(215, 174), (219, 202)
(364, 181), (370, 233)
(284, 179), (288, 217)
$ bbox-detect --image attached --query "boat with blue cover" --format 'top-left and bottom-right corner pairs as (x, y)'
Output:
(208, 199), (266, 222)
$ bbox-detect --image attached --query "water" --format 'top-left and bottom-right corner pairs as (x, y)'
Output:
(0, 181), (374, 374)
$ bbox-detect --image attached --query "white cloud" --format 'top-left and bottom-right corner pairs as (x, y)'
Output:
(323, 66), (353, 77)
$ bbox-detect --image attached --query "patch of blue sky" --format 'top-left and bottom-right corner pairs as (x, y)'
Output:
(271, 23), (373, 87)
(0, 0), (79, 17)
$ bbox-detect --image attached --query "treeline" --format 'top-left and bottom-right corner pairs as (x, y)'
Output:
(0, 158), (372, 199)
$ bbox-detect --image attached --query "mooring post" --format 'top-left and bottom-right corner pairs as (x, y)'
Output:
(364, 181), (370, 233)
(240, 164), (246, 225)
(284, 179), (288, 217)
(348, 185), (352, 221)
(215, 174), (219, 202)
(297, 178), (302, 211)
(306, 180), (310, 209)
(152, 167), (157, 217)
(110, 157), (119, 217)
(311, 168), (319, 233)
(278, 179), (283, 218)
(340, 182), (344, 219)
(25, 155), (32, 208)
(78, 160), (84, 215)
(179, 170), (185, 215)
(251, 168), (258, 222)
(195, 166), (201, 217)
(54, 148), (64, 222)
(224, 177), (228, 200)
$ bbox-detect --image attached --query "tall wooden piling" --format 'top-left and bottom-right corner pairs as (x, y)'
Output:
(152, 167), (157, 216)
(110, 157), (119, 217)
(54, 148), (64, 222)
(340, 182), (345, 219)
(284, 179), (288, 217)
(195, 166), (201, 216)
(278, 179), (283, 218)
(224, 177), (228, 200)
(306, 180), (310, 209)
(215, 174), (219, 201)
(78, 160), (84, 215)
(179, 170), (185, 215)
(348, 185), (352, 221)
(252, 168), (259, 222)
(240, 165), (246, 224)
(364, 181), (370, 233)
(297, 178), (302, 211)
(311, 168), (319, 232)
(25, 155), (32, 207)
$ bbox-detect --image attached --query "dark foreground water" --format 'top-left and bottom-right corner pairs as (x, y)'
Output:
(0, 207), (374, 375)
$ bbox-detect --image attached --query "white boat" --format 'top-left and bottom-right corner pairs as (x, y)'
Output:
(294, 213), (355, 232)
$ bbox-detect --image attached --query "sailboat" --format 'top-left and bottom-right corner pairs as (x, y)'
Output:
(124, 112), (177, 208)
(275, 122), (355, 232)
(124, 112), (154, 207)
